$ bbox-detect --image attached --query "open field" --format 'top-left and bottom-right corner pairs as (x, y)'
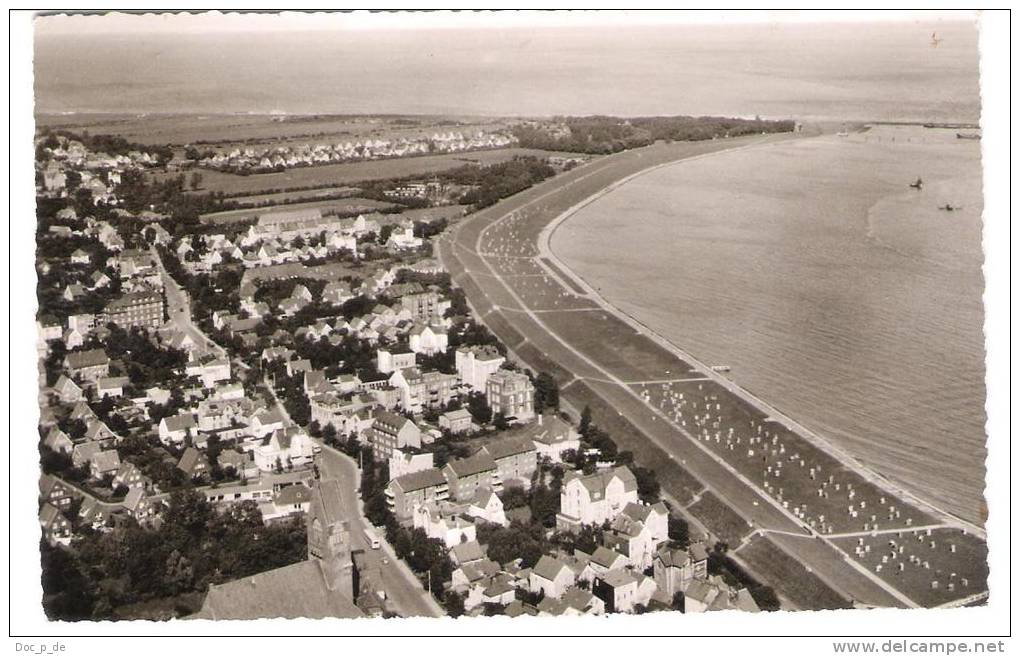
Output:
(150, 148), (582, 196)
(200, 198), (398, 225)
(240, 261), (370, 287)
(438, 129), (986, 608)
(831, 528), (988, 607)
(736, 535), (852, 610)
(228, 186), (362, 205)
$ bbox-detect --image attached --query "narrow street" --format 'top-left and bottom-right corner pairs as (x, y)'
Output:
(264, 373), (443, 617)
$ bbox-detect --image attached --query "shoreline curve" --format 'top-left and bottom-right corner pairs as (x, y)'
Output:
(538, 139), (986, 539)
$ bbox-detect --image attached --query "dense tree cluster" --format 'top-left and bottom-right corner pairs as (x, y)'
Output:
(41, 490), (307, 620)
(512, 115), (796, 154)
(455, 157), (556, 209)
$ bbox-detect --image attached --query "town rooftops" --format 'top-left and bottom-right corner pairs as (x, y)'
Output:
(392, 468), (447, 493)
(275, 484), (313, 506)
(526, 415), (577, 445)
(481, 435), (536, 461)
(565, 466), (638, 497)
(162, 413), (197, 432)
(457, 344), (503, 361)
(451, 540), (485, 564)
(532, 555), (572, 582)
(65, 348), (109, 370)
(442, 408), (473, 422)
(445, 451), (497, 479)
(372, 410), (415, 433)
(598, 568), (642, 589)
(192, 559), (362, 620)
(104, 290), (162, 311)
(590, 545), (628, 569)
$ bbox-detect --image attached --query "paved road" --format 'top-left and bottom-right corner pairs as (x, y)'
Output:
(263, 374), (443, 617)
(314, 442), (445, 618)
(151, 246), (225, 358)
(436, 132), (956, 609)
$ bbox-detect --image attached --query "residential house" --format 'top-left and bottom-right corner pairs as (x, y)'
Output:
(400, 290), (450, 323)
(408, 323), (448, 355)
(72, 441), (102, 468)
(466, 487), (507, 527)
(40, 504), (72, 546)
(65, 348), (110, 382)
(89, 449), (121, 480)
(249, 407), (286, 438)
(592, 569), (658, 614)
(159, 413), (197, 445)
(178, 447), (211, 480)
(412, 503), (477, 549)
(455, 345), (504, 392)
(386, 468), (449, 523)
(53, 375), (83, 403)
(96, 376), (130, 399)
(653, 543), (709, 599)
(557, 466), (639, 531)
(255, 426), (317, 472)
(43, 426), (74, 454)
(443, 451), (500, 502)
(530, 555), (576, 599)
(481, 435), (537, 490)
(113, 461), (149, 490)
(368, 411), (421, 461)
(217, 448), (259, 480)
(528, 414), (581, 463)
(389, 367), (458, 414)
(603, 501), (670, 570)
(450, 540), (485, 567)
(39, 474), (77, 510)
(438, 408), (473, 434)
(376, 348), (416, 374)
(485, 370), (535, 422)
(578, 546), (629, 584)
(389, 449), (434, 482)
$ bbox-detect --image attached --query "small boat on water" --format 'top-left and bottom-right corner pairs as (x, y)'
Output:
(711, 365), (732, 373)
(909, 177), (924, 190)
(956, 132), (981, 140)
(939, 204), (963, 212)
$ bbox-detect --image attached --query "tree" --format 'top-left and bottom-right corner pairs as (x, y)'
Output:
(189, 172), (203, 191)
(633, 466), (661, 503)
(466, 392), (492, 425)
(443, 590), (466, 618)
(533, 372), (559, 412)
(579, 405), (593, 436)
(668, 514), (690, 548)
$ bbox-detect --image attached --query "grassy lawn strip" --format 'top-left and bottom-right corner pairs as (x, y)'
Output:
(688, 490), (754, 546)
(737, 535), (852, 610)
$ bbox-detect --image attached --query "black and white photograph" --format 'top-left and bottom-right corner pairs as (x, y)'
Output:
(7, 6), (1013, 650)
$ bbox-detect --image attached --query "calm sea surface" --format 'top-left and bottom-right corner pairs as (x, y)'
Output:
(552, 125), (986, 524)
(35, 21), (979, 122)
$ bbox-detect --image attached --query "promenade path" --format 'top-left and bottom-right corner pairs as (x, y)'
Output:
(438, 132), (988, 610)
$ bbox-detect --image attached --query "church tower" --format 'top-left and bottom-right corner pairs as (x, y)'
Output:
(307, 478), (355, 599)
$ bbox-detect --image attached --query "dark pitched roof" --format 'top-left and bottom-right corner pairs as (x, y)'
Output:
(193, 560), (362, 620)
